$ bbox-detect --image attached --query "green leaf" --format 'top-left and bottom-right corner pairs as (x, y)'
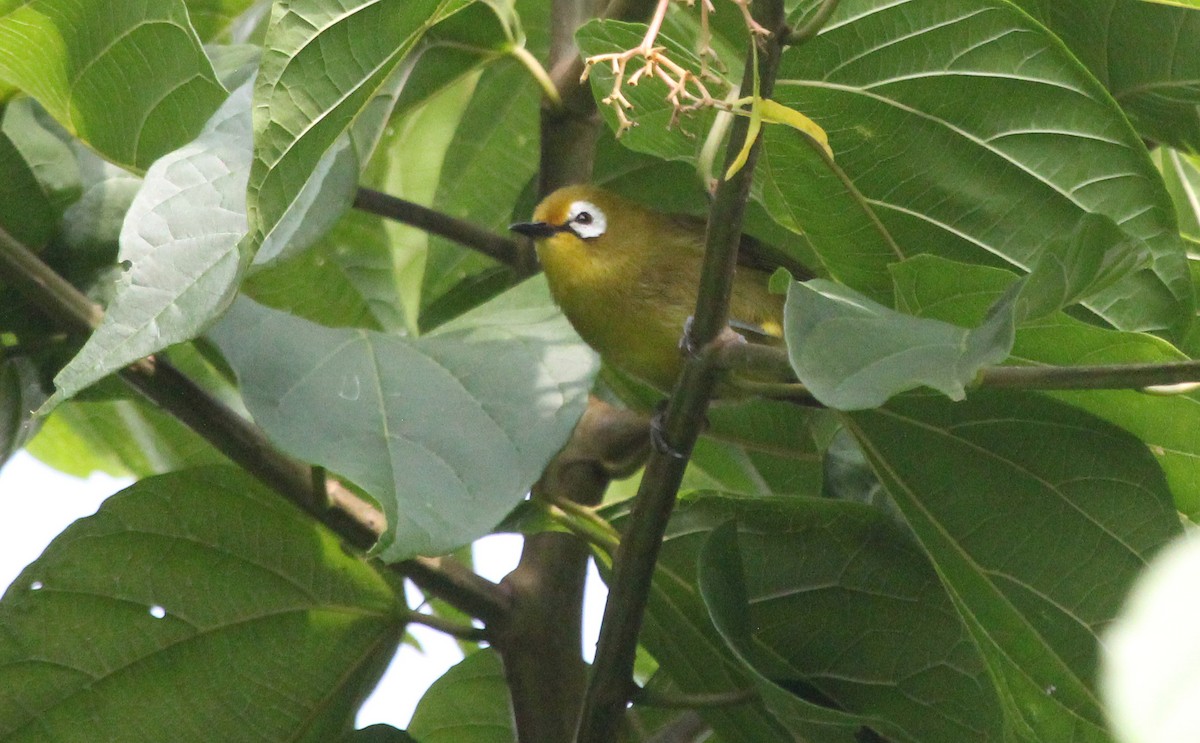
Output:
(1011, 0), (1200, 153)
(49, 84), (254, 405)
(53, 145), (142, 276)
(30, 344), (234, 478)
(207, 276), (598, 560)
(1102, 535), (1200, 743)
(1016, 213), (1151, 321)
(421, 59), (539, 318)
(26, 395), (228, 479)
(0, 97), (79, 247)
(1157, 148), (1200, 241)
(890, 253), (1200, 519)
(391, 3), (513, 121)
(344, 725), (420, 743)
(695, 503), (1004, 742)
(366, 72), (478, 333)
(243, 208), (395, 330)
(783, 279), (1017, 410)
(684, 401), (824, 497)
(628, 516), (844, 742)
(0, 466), (403, 742)
(768, 0), (1191, 335)
(845, 393), (1182, 739)
(247, 0), (448, 263)
(0, 0), (227, 171)
(185, 0), (260, 41)
(407, 649), (515, 743)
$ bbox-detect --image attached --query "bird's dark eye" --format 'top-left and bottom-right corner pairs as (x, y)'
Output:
(574, 211), (593, 225)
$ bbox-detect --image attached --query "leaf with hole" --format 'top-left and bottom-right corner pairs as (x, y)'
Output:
(0, 466), (403, 742)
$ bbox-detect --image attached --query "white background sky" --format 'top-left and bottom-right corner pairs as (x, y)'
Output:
(0, 451), (607, 730)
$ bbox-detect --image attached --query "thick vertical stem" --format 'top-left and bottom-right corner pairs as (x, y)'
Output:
(576, 3), (787, 740)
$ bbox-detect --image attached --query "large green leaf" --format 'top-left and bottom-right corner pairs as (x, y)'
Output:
(246, 0), (451, 261)
(845, 393), (1182, 739)
(421, 59), (538, 320)
(1157, 148), (1200, 241)
(243, 207), (396, 330)
(0, 0), (226, 171)
(0, 98), (78, 248)
(208, 276), (598, 560)
(768, 0), (1191, 334)
(890, 254), (1200, 519)
(185, 0), (261, 41)
(1011, 0), (1200, 153)
(694, 501), (1005, 742)
(50, 84), (255, 404)
(783, 209), (1157, 409)
(0, 466), (403, 742)
(632, 493), (1004, 742)
(407, 649), (515, 743)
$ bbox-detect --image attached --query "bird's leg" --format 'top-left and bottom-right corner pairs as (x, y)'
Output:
(680, 317), (748, 358)
(649, 400), (687, 459)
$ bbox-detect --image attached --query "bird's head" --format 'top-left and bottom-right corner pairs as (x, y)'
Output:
(509, 185), (629, 260)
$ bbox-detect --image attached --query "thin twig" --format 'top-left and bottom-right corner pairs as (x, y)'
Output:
(978, 361), (1200, 391)
(353, 187), (535, 275)
(632, 684), (758, 709)
(405, 610), (489, 642)
(711, 334), (1200, 395)
(400, 556), (511, 627)
(0, 223), (514, 620)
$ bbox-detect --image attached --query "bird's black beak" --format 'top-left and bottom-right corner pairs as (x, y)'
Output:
(509, 221), (558, 239)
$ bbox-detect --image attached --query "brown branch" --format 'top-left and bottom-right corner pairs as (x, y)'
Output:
(494, 397), (651, 742)
(405, 609), (490, 642)
(576, 1), (788, 739)
(0, 224), (514, 619)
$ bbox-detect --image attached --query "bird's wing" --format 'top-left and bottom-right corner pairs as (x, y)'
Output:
(666, 213), (814, 281)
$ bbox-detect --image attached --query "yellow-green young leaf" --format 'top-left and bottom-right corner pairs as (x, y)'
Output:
(758, 98), (831, 159)
(0, 466), (404, 742)
(0, 0), (227, 171)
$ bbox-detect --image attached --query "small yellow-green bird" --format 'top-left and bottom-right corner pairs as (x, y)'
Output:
(511, 185), (807, 393)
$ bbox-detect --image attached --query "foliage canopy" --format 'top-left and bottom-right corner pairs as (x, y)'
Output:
(1, 0), (1199, 741)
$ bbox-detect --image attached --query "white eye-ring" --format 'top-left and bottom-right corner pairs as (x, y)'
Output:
(566, 200), (607, 239)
